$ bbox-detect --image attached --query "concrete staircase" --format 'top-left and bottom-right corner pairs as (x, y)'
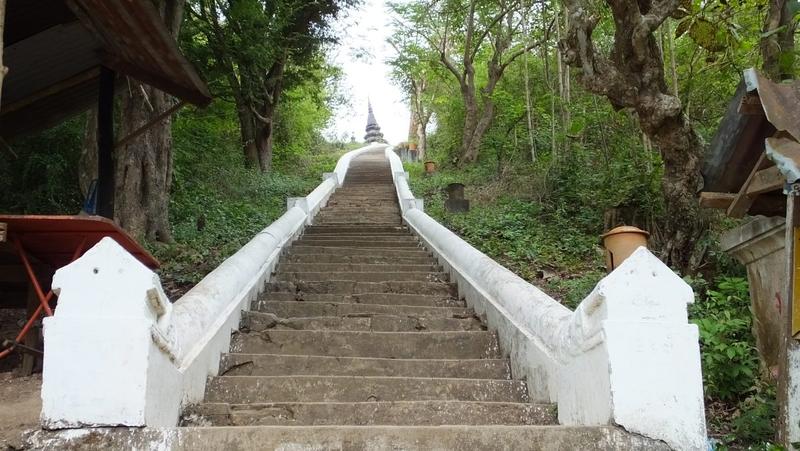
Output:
(177, 151), (666, 449)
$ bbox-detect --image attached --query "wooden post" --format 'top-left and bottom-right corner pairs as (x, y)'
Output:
(0, 222), (6, 243)
(781, 183), (800, 449)
(97, 67), (116, 219)
(0, 0), (8, 111)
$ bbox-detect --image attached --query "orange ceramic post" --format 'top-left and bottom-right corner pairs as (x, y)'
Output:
(602, 226), (650, 271)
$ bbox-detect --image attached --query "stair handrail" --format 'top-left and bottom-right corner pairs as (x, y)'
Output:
(385, 146), (707, 451)
(39, 143), (388, 430)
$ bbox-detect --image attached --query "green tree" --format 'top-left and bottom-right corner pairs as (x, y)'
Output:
(185, 0), (356, 172)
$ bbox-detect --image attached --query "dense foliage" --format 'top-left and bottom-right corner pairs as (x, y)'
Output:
(392, 0), (794, 441)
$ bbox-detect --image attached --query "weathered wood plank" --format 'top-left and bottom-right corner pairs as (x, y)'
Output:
(747, 166), (784, 195)
(727, 152), (771, 218)
(699, 192), (735, 209)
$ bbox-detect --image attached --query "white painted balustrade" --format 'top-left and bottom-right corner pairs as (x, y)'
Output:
(40, 144), (385, 429)
(385, 147), (707, 451)
(40, 143), (706, 451)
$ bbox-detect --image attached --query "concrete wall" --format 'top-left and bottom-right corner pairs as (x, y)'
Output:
(40, 143), (386, 429)
(385, 147), (707, 451)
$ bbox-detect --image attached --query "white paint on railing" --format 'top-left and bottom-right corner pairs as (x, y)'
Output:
(385, 147), (707, 451)
(40, 143), (387, 429)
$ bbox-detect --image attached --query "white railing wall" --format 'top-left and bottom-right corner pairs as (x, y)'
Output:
(385, 147), (707, 451)
(40, 143), (386, 429)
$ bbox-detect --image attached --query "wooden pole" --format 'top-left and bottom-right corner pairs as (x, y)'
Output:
(97, 67), (116, 219)
(0, 0), (8, 111)
(114, 100), (186, 150)
(781, 183), (800, 449)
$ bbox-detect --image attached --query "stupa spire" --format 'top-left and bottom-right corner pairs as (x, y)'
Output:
(364, 99), (385, 143)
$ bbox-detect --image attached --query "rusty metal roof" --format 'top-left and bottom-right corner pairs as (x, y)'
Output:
(700, 69), (800, 218)
(1, 0), (211, 140)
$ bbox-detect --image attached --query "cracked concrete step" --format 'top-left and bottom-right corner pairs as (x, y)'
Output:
(205, 376), (528, 403)
(287, 246), (429, 258)
(273, 271), (449, 283)
(253, 301), (473, 318)
(283, 253), (433, 265)
(36, 425), (671, 450)
(230, 330), (500, 359)
(240, 311), (484, 332)
(292, 240), (421, 249)
(266, 280), (456, 296)
(218, 354), (511, 378)
(278, 263), (440, 273)
(181, 401), (556, 427)
(258, 292), (462, 307)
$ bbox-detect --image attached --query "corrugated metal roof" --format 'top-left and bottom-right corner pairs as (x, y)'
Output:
(0, 0), (211, 140)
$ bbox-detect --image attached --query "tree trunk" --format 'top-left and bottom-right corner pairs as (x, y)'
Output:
(460, 100), (495, 164)
(236, 102), (259, 168)
(761, 0), (796, 81)
(79, 107), (99, 199)
(113, 0), (184, 242)
(559, 0), (706, 271)
(416, 120), (427, 162)
(0, 0), (7, 111)
(255, 119), (273, 172)
(250, 59), (286, 173)
(116, 83), (175, 242)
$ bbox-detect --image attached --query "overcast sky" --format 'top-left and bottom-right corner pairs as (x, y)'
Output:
(324, 0), (410, 144)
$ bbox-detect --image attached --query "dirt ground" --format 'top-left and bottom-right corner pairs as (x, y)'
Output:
(1, 309), (42, 450)
(0, 371), (41, 450)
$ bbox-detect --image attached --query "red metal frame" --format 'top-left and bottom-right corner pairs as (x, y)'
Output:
(0, 238), (86, 359)
(0, 215), (159, 361)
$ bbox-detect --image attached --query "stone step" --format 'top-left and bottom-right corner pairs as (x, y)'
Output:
(229, 330), (500, 359)
(253, 301), (472, 318)
(283, 253), (433, 265)
(292, 240), (420, 249)
(309, 221), (405, 228)
(322, 206), (401, 212)
(182, 401), (556, 427)
(266, 280), (456, 296)
(240, 311), (483, 332)
(278, 263), (440, 273)
(273, 271), (449, 283)
(297, 234), (417, 243)
(257, 292), (461, 306)
(258, 292), (462, 307)
(314, 218), (403, 225)
(205, 376), (528, 403)
(287, 246), (429, 258)
(41, 425), (670, 450)
(218, 354), (511, 378)
(325, 202), (399, 208)
(303, 226), (407, 234)
(315, 219), (404, 225)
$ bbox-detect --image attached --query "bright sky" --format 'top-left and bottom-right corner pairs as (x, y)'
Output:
(324, 0), (410, 144)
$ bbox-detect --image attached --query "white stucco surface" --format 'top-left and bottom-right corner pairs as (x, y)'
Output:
(41, 143), (705, 450)
(385, 147), (707, 450)
(41, 144), (384, 429)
